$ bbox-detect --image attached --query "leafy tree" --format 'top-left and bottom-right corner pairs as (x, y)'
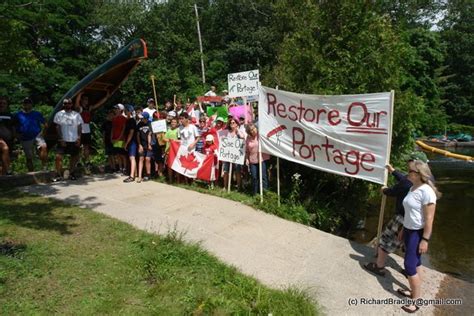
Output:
(439, 0), (474, 125)
(269, 1), (424, 234)
(0, 0), (99, 106)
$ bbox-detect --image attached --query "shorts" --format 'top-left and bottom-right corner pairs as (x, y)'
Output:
(152, 144), (165, 163)
(105, 143), (114, 155)
(378, 214), (404, 253)
(56, 142), (80, 156)
(139, 149), (153, 158)
(128, 141), (137, 157)
(222, 161), (242, 173)
(112, 140), (126, 155)
(81, 133), (92, 145)
(21, 135), (47, 159)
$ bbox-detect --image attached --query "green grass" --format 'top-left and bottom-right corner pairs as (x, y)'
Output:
(0, 190), (317, 315)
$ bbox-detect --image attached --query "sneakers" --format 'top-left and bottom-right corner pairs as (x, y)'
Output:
(123, 177), (134, 183)
(143, 176), (150, 182)
(52, 176), (64, 182)
(69, 174), (78, 181)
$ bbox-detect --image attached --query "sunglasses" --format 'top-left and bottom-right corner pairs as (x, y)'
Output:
(408, 169), (419, 174)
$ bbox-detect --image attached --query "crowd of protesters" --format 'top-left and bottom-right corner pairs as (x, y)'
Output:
(101, 92), (270, 193)
(0, 88), (270, 194)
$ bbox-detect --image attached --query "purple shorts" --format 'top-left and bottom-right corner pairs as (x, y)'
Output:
(403, 227), (423, 276)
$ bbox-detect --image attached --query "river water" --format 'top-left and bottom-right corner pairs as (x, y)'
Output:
(352, 147), (474, 313)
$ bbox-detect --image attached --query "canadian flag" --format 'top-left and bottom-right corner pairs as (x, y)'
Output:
(167, 140), (217, 181)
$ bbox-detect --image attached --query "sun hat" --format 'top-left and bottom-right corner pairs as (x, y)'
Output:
(205, 134), (214, 142)
(407, 151), (429, 163)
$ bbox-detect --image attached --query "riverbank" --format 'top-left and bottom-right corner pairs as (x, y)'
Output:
(21, 175), (446, 314)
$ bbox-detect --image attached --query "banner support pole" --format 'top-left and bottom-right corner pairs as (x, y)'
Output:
(275, 86), (281, 207)
(150, 75), (158, 105)
(258, 137), (263, 203)
(227, 163), (233, 193)
(277, 157), (280, 207)
(375, 90), (395, 250)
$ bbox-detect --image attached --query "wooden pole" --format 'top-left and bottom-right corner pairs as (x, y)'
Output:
(258, 136), (263, 203)
(375, 90), (395, 249)
(194, 3), (206, 84)
(150, 75), (158, 106)
(227, 163), (233, 193)
(275, 85), (281, 207)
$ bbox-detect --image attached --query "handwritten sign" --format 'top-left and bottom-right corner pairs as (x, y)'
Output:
(258, 86), (393, 185)
(228, 69), (259, 98)
(217, 131), (246, 165)
(151, 120), (167, 133)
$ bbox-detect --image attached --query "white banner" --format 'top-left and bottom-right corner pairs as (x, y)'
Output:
(258, 86), (393, 184)
(217, 130), (246, 165)
(228, 69), (259, 98)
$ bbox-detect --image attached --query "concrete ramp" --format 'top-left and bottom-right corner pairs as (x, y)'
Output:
(23, 175), (445, 315)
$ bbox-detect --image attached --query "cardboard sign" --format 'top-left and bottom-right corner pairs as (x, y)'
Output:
(151, 119), (167, 133)
(228, 69), (259, 98)
(217, 130), (246, 165)
(258, 86), (393, 185)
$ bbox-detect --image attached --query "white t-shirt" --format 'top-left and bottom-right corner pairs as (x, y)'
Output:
(179, 124), (199, 148)
(53, 110), (84, 142)
(204, 90), (216, 97)
(403, 184), (437, 230)
(143, 107), (156, 119)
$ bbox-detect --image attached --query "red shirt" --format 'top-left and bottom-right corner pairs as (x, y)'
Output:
(81, 110), (91, 124)
(111, 115), (127, 141)
(203, 143), (217, 156)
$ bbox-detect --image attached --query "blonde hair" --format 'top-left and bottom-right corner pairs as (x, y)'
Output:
(413, 160), (442, 199)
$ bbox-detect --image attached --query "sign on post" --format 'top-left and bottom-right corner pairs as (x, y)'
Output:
(151, 120), (167, 133)
(228, 70), (259, 98)
(258, 86), (393, 185)
(217, 131), (246, 165)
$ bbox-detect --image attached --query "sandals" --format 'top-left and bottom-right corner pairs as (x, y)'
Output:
(123, 177), (135, 183)
(397, 288), (412, 298)
(402, 304), (419, 313)
(364, 262), (386, 276)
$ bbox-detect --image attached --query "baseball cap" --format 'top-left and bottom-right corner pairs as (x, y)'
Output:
(216, 117), (225, 122)
(205, 134), (214, 142)
(147, 98), (155, 103)
(142, 112), (150, 120)
(114, 103), (125, 111)
(168, 111), (176, 117)
(125, 104), (135, 113)
(23, 97), (33, 104)
(406, 151), (429, 163)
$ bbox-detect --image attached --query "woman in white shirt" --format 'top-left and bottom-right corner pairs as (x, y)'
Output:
(399, 160), (441, 313)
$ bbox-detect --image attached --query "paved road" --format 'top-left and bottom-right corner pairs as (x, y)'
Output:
(23, 175), (445, 315)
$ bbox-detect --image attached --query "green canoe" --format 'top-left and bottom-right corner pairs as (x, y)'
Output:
(46, 38), (147, 138)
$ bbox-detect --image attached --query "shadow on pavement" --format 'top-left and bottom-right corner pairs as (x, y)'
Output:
(348, 240), (409, 298)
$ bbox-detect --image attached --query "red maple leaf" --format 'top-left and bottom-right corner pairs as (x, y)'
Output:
(179, 153), (200, 173)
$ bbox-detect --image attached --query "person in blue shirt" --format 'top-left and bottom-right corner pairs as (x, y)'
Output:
(14, 98), (49, 171)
